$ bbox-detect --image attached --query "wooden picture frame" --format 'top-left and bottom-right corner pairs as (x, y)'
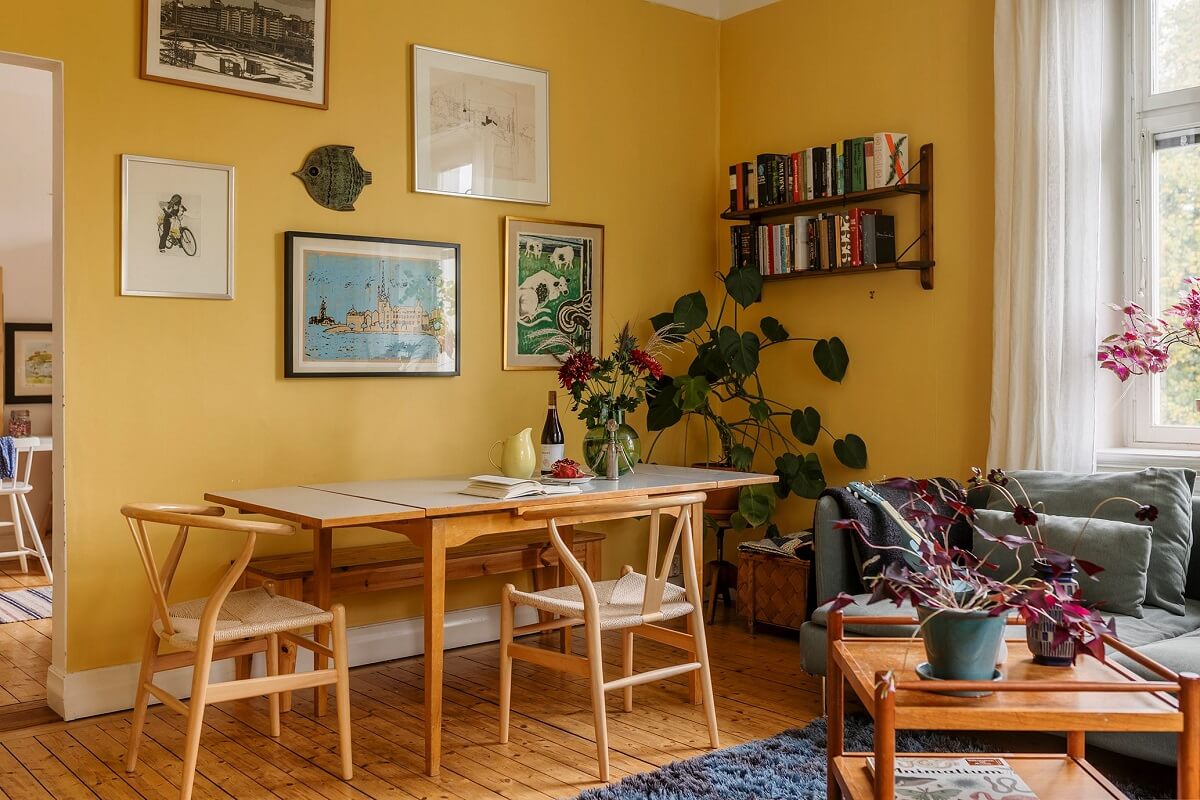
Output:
(503, 217), (603, 370)
(141, 0), (330, 110)
(284, 231), (461, 378)
(5, 323), (52, 405)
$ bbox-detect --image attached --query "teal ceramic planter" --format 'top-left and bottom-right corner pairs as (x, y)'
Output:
(917, 605), (1007, 681)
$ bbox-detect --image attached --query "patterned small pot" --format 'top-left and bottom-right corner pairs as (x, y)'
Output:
(1025, 558), (1079, 667)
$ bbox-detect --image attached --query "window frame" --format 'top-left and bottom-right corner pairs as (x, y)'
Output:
(1126, 0), (1200, 448)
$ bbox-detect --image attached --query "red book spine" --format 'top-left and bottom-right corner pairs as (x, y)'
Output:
(790, 152), (801, 203)
(735, 163), (744, 211)
(850, 207), (882, 266)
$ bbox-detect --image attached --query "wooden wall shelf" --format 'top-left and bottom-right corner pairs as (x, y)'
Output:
(724, 142), (935, 290)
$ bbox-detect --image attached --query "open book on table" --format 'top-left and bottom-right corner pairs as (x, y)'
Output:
(865, 756), (1038, 800)
(461, 475), (584, 500)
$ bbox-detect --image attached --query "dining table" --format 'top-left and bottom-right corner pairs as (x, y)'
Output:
(204, 463), (777, 776)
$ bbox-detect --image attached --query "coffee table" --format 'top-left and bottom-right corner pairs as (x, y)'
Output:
(825, 610), (1200, 800)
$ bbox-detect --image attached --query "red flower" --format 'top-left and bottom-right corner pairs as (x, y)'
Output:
(1135, 504), (1159, 522)
(1013, 505), (1038, 527)
(628, 348), (664, 380)
(557, 352), (597, 390)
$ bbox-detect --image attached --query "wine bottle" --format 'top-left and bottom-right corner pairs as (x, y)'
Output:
(540, 390), (565, 474)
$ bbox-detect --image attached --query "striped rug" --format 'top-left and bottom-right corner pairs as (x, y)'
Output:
(0, 587), (51, 623)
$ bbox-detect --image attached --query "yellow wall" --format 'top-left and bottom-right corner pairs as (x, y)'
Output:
(0, 1), (719, 672)
(717, 0), (995, 536)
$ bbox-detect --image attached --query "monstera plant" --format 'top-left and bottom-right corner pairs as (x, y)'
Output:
(645, 265), (868, 533)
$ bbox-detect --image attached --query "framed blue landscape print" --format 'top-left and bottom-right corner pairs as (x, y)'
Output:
(284, 232), (460, 378)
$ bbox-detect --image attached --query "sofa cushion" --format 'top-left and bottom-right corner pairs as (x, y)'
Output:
(1107, 599), (1200, 648)
(973, 509), (1153, 617)
(986, 469), (1194, 615)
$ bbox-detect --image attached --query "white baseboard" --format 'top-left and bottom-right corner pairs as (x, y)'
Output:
(49, 602), (536, 721)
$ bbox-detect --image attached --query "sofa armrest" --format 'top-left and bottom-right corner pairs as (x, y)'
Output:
(813, 495), (863, 603)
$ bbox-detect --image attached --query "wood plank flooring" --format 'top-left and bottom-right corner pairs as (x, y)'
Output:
(0, 562), (57, 731)
(0, 613), (819, 799)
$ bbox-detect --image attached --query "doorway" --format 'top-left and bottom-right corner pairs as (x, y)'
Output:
(0, 52), (64, 729)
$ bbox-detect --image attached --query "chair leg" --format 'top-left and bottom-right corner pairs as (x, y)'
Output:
(331, 604), (353, 781)
(498, 586), (514, 744)
(17, 496), (50, 581)
(585, 621), (610, 782)
(266, 633), (281, 738)
(125, 629), (159, 772)
(179, 643), (214, 800)
(279, 641), (297, 713)
(620, 629), (634, 713)
(689, 604), (721, 749)
(8, 495), (27, 574)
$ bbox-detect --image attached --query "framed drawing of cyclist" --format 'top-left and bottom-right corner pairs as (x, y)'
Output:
(120, 154), (235, 300)
(141, 0), (330, 109)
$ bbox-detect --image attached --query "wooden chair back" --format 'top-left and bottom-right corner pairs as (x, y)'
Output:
(120, 503), (295, 640)
(0, 437), (40, 493)
(520, 492), (706, 621)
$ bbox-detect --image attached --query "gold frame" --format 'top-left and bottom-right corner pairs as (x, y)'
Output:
(502, 216), (604, 371)
(140, 0), (331, 110)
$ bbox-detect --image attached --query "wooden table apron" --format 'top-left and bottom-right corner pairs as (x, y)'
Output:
(205, 465), (775, 777)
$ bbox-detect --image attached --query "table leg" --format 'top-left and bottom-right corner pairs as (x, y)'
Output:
(1180, 672), (1200, 800)
(827, 611), (845, 800)
(873, 670), (895, 800)
(558, 524), (575, 654)
(423, 528), (446, 777)
(1066, 730), (1085, 759)
(313, 527), (333, 716)
(688, 502), (705, 705)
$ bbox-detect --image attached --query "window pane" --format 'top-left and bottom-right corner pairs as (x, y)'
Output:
(1153, 0), (1200, 94)
(1153, 130), (1200, 426)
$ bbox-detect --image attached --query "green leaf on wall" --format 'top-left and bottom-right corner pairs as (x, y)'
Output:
(813, 337), (850, 382)
(737, 484), (776, 527)
(760, 316), (789, 342)
(672, 292), (708, 333)
(790, 407), (821, 445)
(728, 444), (754, 471)
(717, 327), (760, 376)
(833, 434), (869, 469)
(673, 375), (711, 411)
(724, 266), (763, 308)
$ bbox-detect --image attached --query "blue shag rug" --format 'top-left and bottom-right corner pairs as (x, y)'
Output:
(576, 716), (1156, 800)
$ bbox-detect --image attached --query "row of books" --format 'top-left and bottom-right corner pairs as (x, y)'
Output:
(730, 209), (897, 275)
(728, 132), (910, 212)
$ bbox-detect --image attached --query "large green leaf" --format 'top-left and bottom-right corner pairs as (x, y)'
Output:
(790, 406), (821, 445)
(773, 453), (801, 498)
(749, 400), (770, 422)
(813, 337), (850, 382)
(717, 327), (760, 376)
(672, 292), (708, 333)
(673, 375), (711, 412)
(724, 266), (763, 308)
(760, 316), (789, 343)
(789, 453), (827, 498)
(833, 434), (869, 469)
(688, 342), (729, 381)
(728, 444), (754, 471)
(736, 484), (776, 527)
(646, 377), (683, 431)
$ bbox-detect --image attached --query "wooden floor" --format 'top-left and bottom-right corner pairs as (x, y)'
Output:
(0, 611), (821, 799)
(0, 562), (55, 731)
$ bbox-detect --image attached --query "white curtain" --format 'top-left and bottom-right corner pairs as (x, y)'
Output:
(989, 0), (1110, 472)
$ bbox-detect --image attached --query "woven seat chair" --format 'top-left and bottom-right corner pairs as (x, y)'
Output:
(122, 503), (353, 800)
(499, 491), (719, 781)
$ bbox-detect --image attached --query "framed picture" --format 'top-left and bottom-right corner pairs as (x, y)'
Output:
(503, 217), (603, 370)
(413, 45), (549, 205)
(4, 324), (52, 405)
(121, 154), (235, 300)
(141, 0), (330, 109)
(285, 232), (460, 378)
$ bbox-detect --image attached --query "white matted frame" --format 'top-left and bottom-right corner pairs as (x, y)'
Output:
(412, 45), (550, 205)
(121, 155), (235, 300)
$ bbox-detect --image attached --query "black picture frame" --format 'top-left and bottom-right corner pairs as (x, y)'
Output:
(4, 323), (53, 405)
(284, 231), (461, 378)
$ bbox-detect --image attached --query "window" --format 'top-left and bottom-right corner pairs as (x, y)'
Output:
(1130, 0), (1200, 446)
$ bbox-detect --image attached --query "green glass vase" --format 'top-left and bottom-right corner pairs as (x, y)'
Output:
(581, 410), (641, 476)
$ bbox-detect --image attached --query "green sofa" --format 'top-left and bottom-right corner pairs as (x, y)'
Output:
(799, 469), (1200, 766)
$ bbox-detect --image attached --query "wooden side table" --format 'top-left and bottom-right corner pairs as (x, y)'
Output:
(826, 611), (1199, 800)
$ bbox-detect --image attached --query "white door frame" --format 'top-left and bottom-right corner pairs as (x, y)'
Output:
(0, 50), (68, 718)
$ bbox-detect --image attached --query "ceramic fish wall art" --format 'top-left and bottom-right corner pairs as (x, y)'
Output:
(294, 145), (373, 211)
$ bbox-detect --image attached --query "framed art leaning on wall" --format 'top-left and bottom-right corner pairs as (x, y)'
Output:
(285, 232), (460, 378)
(121, 154), (235, 299)
(412, 45), (550, 205)
(5, 323), (53, 405)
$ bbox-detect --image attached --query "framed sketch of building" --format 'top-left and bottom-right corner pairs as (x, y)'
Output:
(142, 0), (330, 109)
(120, 154), (235, 299)
(413, 46), (549, 205)
(285, 232), (460, 378)
(503, 217), (602, 370)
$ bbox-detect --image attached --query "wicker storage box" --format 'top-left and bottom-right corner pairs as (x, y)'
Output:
(737, 552), (810, 632)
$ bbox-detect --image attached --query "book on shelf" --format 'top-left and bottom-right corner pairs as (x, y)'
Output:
(864, 756), (1038, 800)
(862, 213), (896, 264)
(461, 475), (583, 500)
(874, 131), (910, 188)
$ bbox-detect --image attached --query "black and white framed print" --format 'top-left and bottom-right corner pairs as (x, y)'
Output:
(412, 45), (550, 205)
(141, 0), (330, 109)
(285, 232), (460, 378)
(4, 324), (53, 405)
(121, 155), (235, 299)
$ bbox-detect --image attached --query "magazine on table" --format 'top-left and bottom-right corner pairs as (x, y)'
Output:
(865, 756), (1038, 800)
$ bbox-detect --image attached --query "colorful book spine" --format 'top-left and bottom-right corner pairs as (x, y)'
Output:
(863, 139), (875, 190)
(872, 132), (909, 187)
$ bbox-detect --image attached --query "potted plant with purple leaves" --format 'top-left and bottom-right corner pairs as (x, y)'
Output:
(1097, 280), (1200, 382)
(829, 472), (1157, 688)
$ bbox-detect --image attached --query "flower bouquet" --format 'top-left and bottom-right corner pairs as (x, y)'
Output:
(1098, 278), (1200, 380)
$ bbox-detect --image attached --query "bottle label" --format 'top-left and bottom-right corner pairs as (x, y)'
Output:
(540, 444), (564, 472)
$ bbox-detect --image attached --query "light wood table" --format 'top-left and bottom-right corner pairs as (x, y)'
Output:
(826, 611), (1200, 800)
(206, 464), (775, 776)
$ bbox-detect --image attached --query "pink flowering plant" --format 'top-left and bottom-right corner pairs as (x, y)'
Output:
(1098, 279), (1200, 380)
(829, 470), (1158, 661)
